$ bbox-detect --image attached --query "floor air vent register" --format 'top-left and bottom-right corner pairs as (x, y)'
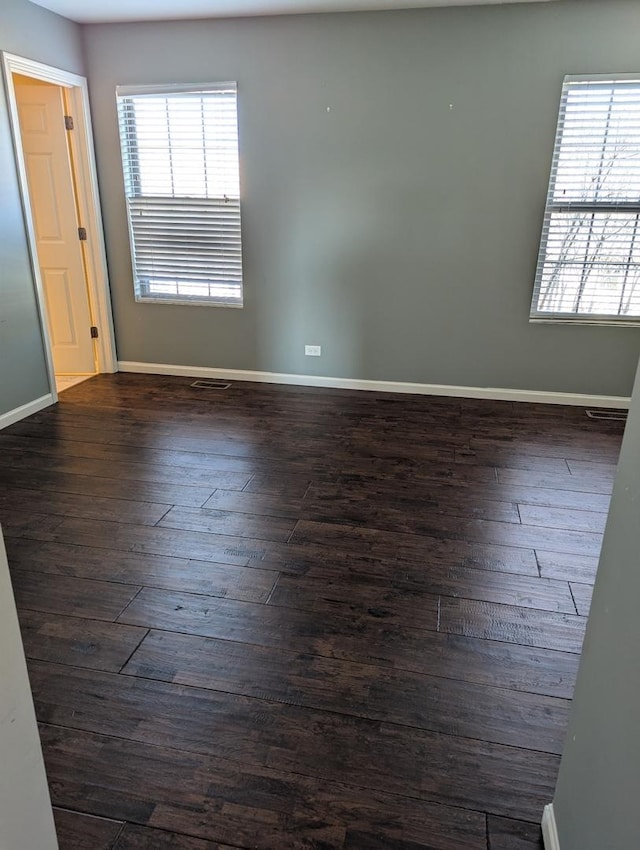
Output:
(585, 409), (628, 422)
(190, 380), (232, 390)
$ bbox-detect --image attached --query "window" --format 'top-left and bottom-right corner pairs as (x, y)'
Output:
(116, 82), (242, 306)
(531, 76), (640, 323)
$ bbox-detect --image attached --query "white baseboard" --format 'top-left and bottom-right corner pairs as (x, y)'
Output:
(0, 394), (54, 430)
(117, 361), (630, 409)
(542, 803), (560, 850)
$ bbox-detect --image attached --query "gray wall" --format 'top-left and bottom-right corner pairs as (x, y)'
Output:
(552, 353), (640, 847)
(83, 0), (640, 396)
(0, 526), (58, 850)
(0, 0), (85, 415)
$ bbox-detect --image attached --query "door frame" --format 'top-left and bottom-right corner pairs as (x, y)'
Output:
(2, 52), (117, 399)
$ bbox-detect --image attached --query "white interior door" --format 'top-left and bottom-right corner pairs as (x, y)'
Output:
(15, 77), (96, 375)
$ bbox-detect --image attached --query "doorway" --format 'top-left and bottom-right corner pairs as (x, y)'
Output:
(14, 74), (95, 392)
(2, 53), (116, 400)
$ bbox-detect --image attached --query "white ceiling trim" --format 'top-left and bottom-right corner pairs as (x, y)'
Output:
(28, 0), (557, 25)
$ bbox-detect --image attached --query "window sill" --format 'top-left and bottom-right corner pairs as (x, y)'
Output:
(529, 316), (640, 328)
(135, 296), (243, 309)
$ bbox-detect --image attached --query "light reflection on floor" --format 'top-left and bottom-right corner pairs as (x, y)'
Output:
(56, 374), (93, 393)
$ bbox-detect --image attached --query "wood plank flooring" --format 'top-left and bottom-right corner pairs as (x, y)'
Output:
(0, 374), (624, 850)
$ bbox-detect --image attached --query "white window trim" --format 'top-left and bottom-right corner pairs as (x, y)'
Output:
(531, 73), (640, 327)
(116, 81), (243, 308)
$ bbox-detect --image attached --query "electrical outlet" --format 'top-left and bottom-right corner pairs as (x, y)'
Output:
(305, 345), (321, 357)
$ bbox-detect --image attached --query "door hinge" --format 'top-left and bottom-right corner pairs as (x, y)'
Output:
(90, 326), (99, 339)
(78, 227), (87, 241)
(64, 115), (74, 131)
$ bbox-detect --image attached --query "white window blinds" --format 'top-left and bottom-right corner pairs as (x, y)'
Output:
(116, 82), (242, 306)
(531, 76), (640, 323)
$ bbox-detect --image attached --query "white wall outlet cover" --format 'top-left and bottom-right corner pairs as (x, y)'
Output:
(305, 345), (321, 356)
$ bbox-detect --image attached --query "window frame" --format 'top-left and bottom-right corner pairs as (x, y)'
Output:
(116, 81), (243, 308)
(530, 73), (640, 327)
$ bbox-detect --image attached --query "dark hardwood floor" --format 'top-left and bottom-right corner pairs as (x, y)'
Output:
(0, 374), (625, 850)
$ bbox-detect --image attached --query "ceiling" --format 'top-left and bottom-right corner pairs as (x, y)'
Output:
(28, 0), (556, 24)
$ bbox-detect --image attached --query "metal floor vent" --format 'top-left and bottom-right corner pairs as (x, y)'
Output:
(190, 380), (231, 390)
(585, 408), (628, 422)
